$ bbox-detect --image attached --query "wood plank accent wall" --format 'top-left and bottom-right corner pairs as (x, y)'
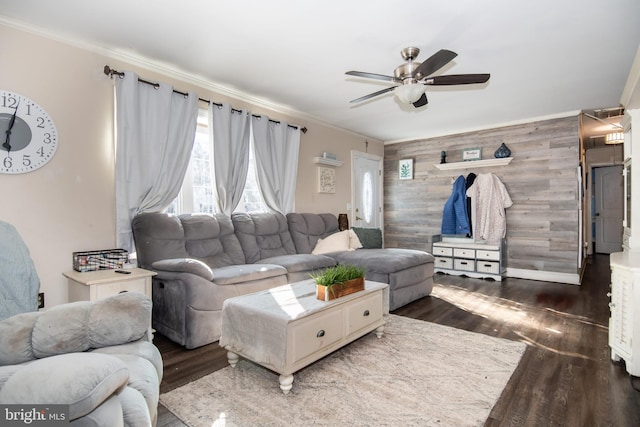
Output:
(384, 116), (580, 275)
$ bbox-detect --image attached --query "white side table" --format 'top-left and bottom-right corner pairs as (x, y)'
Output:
(64, 268), (156, 302)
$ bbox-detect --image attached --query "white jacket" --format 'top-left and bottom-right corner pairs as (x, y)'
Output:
(466, 173), (513, 244)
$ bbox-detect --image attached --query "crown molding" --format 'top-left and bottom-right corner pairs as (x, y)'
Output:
(0, 15), (376, 142)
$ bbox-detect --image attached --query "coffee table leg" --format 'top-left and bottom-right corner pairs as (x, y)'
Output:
(227, 350), (240, 368)
(279, 374), (294, 395)
(375, 324), (385, 338)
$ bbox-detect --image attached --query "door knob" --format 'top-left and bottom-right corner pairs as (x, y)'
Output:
(355, 216), (363, 221)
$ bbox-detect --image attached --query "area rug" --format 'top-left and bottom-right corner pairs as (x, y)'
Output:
(160, 315), (527, 427)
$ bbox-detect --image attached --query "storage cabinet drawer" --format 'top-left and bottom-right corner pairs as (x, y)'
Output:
(346, 292), (383, 335)
(453, 248), (475, 258)
(291, 309), (343, 363)
(476, 250), (500, 261)
(476, 261), (500, 275)
(432, 246), (453, 256)
(435, 257), (453, 269)
(94, 279), (148, 300)
(454, 259), (475, 272)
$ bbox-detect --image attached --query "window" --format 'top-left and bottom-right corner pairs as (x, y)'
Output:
(166, 109), (267, 215)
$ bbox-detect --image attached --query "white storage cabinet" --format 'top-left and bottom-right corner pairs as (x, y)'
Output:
(432, 236), (505, 281)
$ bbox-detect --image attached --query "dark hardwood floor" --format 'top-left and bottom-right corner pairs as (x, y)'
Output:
(154, 254), (640, 426)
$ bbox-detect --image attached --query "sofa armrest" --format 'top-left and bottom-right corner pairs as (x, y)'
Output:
(0, 353), (129, 421)
(152, 258), (214, 281)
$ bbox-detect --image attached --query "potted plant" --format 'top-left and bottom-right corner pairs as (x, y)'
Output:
(310, 264), (366, 301)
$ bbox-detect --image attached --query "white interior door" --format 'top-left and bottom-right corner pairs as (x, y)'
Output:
(351, 151), (382, 229)
(594, 165), (623, 254)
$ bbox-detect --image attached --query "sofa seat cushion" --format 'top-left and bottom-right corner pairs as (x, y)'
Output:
(211, 264), (287, 285)
(260, 254), (337, 274)
(329, 248), (434, 274)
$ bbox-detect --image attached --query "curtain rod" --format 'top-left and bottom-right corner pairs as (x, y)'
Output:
(103, 65), (307, 134)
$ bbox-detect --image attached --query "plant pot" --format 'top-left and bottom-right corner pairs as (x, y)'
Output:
(316, 277), (365, 301)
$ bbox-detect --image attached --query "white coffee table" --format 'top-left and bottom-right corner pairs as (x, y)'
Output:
(219, 279), (389, 394)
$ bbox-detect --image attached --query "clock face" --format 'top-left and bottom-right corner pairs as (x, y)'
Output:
(0, 90), (58, 174)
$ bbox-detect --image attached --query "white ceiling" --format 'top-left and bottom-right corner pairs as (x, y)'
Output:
(1, 0), (639, 143)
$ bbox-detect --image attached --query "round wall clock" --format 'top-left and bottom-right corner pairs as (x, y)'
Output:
(1, 90), (58, 174)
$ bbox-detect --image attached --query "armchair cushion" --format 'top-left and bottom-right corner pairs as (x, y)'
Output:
(28, 292), (151, 359)
(0, 352), (129, 420)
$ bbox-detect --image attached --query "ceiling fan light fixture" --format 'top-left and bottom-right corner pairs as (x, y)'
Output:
(605, 132), (624, 145)
(394, 83), (426, 104)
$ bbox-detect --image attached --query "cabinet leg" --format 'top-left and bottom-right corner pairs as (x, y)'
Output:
(227, 350), (240, 368)
(611, 348), (622, 363)
(375, 325), (385, 338)
(279, 374), (294, 394)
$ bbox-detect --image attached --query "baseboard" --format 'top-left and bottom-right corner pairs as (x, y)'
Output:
(505, 268), (581, 285)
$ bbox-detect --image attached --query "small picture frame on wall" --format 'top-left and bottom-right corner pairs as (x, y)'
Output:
(462, 147), (482, 161)
(399, 159), (413, 180)
(318, 167), (336, 193)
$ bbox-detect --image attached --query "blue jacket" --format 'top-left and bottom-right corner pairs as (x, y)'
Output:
(441, 175), (470, 235)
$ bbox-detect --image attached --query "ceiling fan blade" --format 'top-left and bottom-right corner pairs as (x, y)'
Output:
(349, 86), (396, 104)
(425, 74), (491, 85)
(412, 93), (428, 108)
(413, 49), (458, 79)
(346, 71), (399, 83)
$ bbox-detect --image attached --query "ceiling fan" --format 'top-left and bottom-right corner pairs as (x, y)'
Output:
(346, 47), (490, 108)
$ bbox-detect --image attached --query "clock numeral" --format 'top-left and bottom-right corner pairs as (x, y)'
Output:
(43, 133), (52, 144)
(22, 155), (31, 167)
(25, 104), (32, 116)
(3, 156), (12, 169)
(36, 117), (45, 128)
(36, 147), (45, 157)
(1, 95), (18, 109)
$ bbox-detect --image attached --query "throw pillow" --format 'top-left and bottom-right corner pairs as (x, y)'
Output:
(312, 230), (353, 254)
(351, 227), (383, 249)
(348, 229), (363, 250)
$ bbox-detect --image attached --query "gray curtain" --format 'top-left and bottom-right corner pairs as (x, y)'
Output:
(209, 103), (251, 215)
(115, 71), (199, 252)
(251, 115), (301, 214)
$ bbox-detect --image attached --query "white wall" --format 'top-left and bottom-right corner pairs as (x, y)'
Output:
(0, 24), (382, 308)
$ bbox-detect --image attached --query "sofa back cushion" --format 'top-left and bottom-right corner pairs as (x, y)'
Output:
(232, 212), (297, 263)
(287, 213), (339, 254)
(132, 212), (246, 269)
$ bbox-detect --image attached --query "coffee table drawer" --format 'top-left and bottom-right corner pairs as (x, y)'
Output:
(291, 309), (343, 363)
(346, 292), (383, 335)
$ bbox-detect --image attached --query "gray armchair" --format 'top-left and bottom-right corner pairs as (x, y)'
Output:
(0, 220), (39, 320)
(0, 292), (163, 426)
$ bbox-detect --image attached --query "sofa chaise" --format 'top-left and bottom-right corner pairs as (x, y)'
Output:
(132, 211), (434, 349)
(0, 292), (162, 426)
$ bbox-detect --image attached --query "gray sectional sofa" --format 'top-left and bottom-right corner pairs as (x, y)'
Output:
(132, 211), (434, 349)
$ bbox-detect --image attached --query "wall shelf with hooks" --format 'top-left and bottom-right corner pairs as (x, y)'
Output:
(434, 157), (512, 171)
(313, 157), (344, 167)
